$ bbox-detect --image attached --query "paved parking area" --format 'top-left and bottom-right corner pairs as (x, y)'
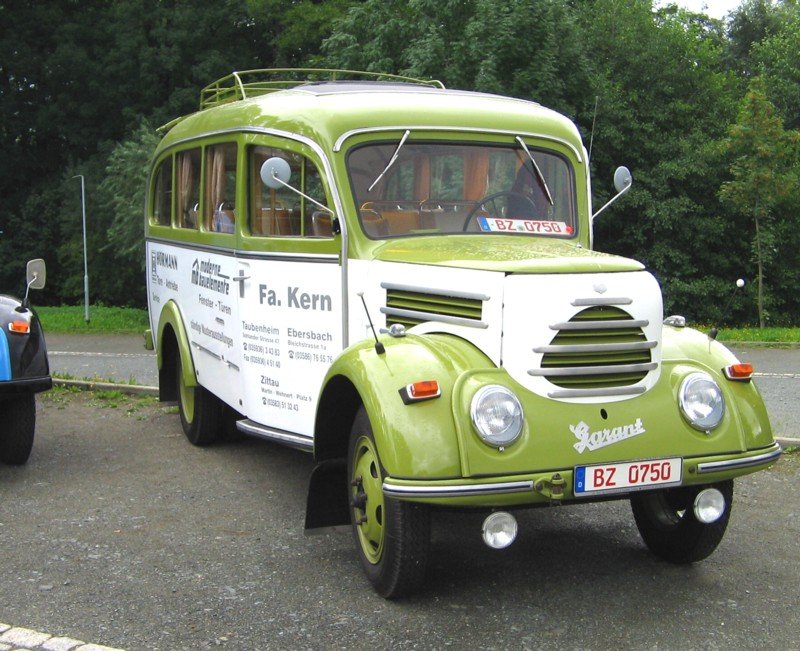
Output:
(1, 389), (797, 650)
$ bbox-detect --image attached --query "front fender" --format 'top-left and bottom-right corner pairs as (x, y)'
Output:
(662, 325), (773, 449)
(0, 296), (50, 387)
(156, 299), (197, 389)
(315, 333), (493, 479)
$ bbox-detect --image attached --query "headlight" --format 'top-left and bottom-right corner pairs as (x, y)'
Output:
(679, 373), (725, 431)
(470, 385), (523, 447)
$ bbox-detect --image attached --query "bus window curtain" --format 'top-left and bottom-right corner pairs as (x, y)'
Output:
(177, 153), (194, 228)
(208, 147), (225, 230)
(464, 152), (490, 201)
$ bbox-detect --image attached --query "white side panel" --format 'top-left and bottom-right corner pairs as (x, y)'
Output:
(147, 242), (241, 408)
(237, 256), (343, 436)
(347, 260), (505, 363)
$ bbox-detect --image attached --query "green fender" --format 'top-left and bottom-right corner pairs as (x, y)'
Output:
(315, 332), (494, 479)
(156, 299), (197, 389)
(662, 325), (773, 448)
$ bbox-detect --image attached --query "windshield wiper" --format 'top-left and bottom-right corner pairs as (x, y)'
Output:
(368, 129), (411, 193)
(516, 136), (554, 206)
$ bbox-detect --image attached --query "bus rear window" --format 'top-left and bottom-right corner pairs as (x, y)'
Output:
(152, 157), (173, 226)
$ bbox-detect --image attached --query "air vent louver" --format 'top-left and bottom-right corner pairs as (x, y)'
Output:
(381, 285), (487, 329)
(531, 306), (656, 394)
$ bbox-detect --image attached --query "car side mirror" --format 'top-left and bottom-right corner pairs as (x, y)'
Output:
(260, 157), (292, 189)
(613, 166), (632, 193)
(591, 166), (634, 223)
(26, 259), (46, 290)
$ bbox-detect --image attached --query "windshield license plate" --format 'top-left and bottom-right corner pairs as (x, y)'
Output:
(574, 458), (682, 496)
(477, 217), (571, 235)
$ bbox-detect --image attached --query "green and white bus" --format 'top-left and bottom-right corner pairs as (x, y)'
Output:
(145, 69), (780, 597)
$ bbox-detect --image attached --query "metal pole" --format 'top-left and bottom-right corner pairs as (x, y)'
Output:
(74, 175), (90, 322)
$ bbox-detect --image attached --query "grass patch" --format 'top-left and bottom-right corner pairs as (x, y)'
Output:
(44, 384), (157, 417)
(36, 305), (149, 335)
(714, 327), (800, 344)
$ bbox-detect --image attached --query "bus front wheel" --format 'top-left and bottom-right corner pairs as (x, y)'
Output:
(348, 406), (430, 598)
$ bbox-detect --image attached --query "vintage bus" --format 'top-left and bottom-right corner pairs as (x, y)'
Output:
(145, 69), (780, 597)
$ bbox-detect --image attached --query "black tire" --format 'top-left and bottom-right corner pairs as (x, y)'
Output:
(631, 480), (733, 564)
(0, 395), (36, 465)
(176, 354), (222, 446)
(348, 406), (430, 598)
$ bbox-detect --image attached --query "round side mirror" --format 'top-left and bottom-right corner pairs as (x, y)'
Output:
(260, 157), (292, 190)
(26, 258), (46, 290)
(613, 166), (632, 193)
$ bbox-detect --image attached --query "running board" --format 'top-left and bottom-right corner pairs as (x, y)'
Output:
(236, 419), (314, 451)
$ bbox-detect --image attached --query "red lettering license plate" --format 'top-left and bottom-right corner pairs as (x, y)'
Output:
(574, 458), (682, 496)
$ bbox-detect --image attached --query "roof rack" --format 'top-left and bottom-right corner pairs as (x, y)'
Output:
(199, 68), (445, 110)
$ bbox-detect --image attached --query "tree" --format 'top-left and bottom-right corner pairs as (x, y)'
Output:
(581, 0), (742, 321)
(720, 77), (800, 327)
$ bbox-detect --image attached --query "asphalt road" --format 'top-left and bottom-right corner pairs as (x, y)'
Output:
(1, 366), (799, 649)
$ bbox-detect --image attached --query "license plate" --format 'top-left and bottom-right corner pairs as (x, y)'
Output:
(477, 217), (571, 235)
(574, 458), (682, 496)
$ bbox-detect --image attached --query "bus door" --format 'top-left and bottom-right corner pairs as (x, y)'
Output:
(236, 141), (343, 439)
(179, 143), (242, 411)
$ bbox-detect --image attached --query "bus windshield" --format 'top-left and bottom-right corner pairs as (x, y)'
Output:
(347, 140), (576, 239)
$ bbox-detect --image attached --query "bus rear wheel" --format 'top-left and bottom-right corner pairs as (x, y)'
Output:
(176, 354), (221, 446)
(348, 406), (430, 598)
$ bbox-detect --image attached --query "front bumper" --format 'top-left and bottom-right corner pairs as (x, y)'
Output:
(383, 442), (782, 507)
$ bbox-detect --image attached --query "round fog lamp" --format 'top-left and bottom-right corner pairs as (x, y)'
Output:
(693, 488), (726, 524)
(482, 511), (518, 549)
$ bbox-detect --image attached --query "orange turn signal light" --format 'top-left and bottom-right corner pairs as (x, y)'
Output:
(724, 363), (754, 381)
(399, 380), (441, 404)
(8, 321), (30, 334)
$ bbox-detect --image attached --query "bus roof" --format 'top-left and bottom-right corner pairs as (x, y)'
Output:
(157, 73), (584, 160)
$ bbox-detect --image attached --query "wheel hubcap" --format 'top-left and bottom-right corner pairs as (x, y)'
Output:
(351, 436), (385, 564)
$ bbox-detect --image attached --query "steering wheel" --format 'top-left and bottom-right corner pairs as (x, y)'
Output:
(462, 191), (537, 231)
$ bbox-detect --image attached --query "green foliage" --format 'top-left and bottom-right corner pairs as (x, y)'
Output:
(720, 77), (800, 327)
(2, 0), (800, 326)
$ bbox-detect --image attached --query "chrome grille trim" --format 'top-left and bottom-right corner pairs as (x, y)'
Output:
(548, 385), (647, 398)
(550, 319), (649, 330)
(529, 362), (657, 377)
(571, 297), (633, 306)
(533, 341), (657, 354)
(531, 303), (658, 397)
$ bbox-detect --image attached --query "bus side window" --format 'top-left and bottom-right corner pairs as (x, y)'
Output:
(176, 148), (201, 229)
(152, 156), (173, 226)
(249, 146), (331, 238)
(205, 143), (237, 234)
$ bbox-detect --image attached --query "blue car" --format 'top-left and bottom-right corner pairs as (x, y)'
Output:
(0, 259), (51, 464)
